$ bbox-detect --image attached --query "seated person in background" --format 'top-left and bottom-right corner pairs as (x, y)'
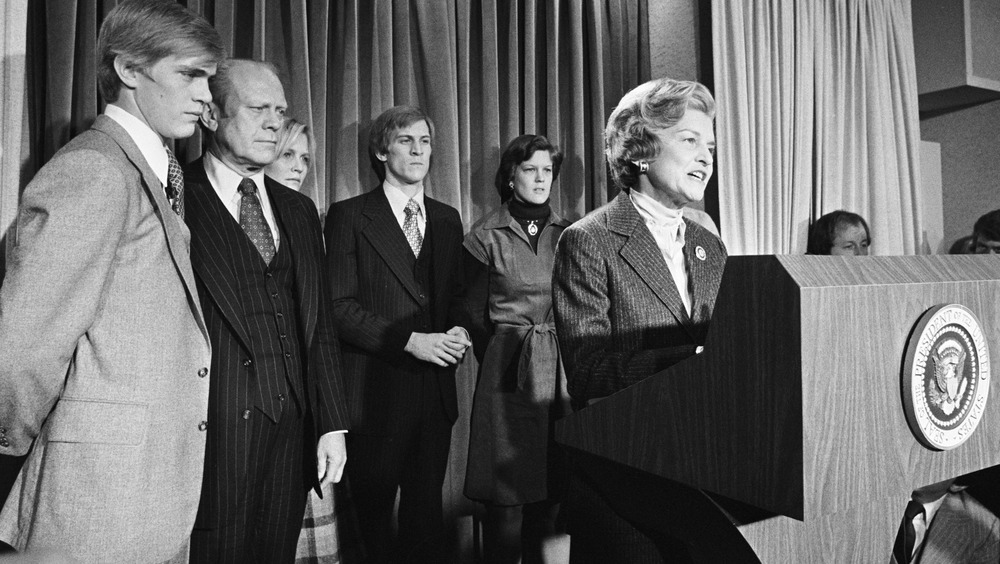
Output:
(806, 209), (871, 255)
(265, 118), (313, 192)
(892, 478), (1000, 564)
(971, 209), (1000, 254)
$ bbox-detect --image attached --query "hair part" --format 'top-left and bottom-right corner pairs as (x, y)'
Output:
(605, 77), (716, 191)
(368, 106), (435, 182)
(807, 210), (871, 255)
(97, 0), (224, 104)
(494, 134), (563, 202)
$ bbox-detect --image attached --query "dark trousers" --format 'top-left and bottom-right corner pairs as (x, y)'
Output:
(190, 401), (308, 564)
(346, 376), (453, 564)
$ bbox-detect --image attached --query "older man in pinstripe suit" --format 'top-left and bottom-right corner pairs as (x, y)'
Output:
(183, 59), (349, 564)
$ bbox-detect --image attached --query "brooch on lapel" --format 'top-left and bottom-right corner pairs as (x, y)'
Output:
(695, 246), (707, 261)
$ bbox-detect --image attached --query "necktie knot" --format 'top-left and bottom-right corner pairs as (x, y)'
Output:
(405, 199), (420, 218)
(239, 177), (258, 196)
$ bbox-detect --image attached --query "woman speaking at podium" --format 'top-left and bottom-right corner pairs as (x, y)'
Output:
(552, 77), (728, 563)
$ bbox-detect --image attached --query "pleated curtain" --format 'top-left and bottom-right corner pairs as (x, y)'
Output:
(713, 0), (923, 255)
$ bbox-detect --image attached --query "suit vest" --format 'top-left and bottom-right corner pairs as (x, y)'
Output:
(228, 214), (305, 420)
(406, 223), (435, 333)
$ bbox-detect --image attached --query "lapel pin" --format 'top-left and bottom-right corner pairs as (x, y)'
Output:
(695, 246), (707, 261)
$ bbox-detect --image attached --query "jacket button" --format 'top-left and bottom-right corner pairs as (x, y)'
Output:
(243, 359), (252, 367)
(242, 410), (251, 420)
(278, 394), (286, 402)
(271, 292), (278, 298)
(198, 421), (208, 431)
(0, 438), (8, 448)
(198, 367), (209, 378)
(0, 427), (7, 435)
(284, 351), (291, 358)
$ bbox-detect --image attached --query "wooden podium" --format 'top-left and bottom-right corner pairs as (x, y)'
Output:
(556, 255), (1000, 562)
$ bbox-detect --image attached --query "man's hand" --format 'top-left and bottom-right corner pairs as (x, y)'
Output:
(316, 432), (347, 488)
(405, 329), (471, 366)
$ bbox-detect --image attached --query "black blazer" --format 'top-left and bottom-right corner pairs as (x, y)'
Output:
(324, 187), (465, 435)
(183, 158), (349, 527)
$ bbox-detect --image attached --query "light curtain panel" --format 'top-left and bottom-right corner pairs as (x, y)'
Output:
(713, 0), (923, 255)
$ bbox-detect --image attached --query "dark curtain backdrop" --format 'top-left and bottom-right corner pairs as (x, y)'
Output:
(17, 0), (649, 547)
(24, 0), (649, 224)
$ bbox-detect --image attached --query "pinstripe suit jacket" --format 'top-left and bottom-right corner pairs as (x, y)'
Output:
(891, 490), (1000, 564)
(323, 187), (465, 435)
(552, 192), (727, 408)
(183, 158), (349, 528)
(0, 116), (213, 561)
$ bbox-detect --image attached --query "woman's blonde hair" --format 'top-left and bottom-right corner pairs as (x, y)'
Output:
(275, 118), (313, 162)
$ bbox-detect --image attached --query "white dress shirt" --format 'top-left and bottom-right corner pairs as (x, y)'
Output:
(906, 493), (948, 562)
(104, 103), (169, 192)
(203, 151), (281, 250)
(383, 182), (426, 238)
(630, 189), (692, 316)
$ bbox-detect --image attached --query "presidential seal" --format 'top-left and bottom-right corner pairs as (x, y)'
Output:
(902, 304), (991, 450)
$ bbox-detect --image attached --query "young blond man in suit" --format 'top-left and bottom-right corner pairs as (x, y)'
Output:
(0, 1), (224, 561)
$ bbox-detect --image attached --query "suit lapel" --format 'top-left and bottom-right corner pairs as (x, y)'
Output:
(92, 116), (211, 342)
(609, 193), (695, 336)
(183, 158), (253, 351)
(362, 189), (424, 303)
(268, 179), (318, 346)
(685, 221), (717, 326)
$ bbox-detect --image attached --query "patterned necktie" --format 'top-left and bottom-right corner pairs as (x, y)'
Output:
(238, 178), (276, 264)
(893, 499), (924, 563)
(165, 148), (184, 218)
(403, 198), (423, 258)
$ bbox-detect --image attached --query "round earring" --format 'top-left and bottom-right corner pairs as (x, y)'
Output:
(637, 161), (648, 174)
(509, 181), (514, 189)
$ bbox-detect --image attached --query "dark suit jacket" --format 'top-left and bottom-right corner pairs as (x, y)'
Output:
(552, 191), (728, 408)
(324, 187), (465, 435)
(184, 158), (349, 527)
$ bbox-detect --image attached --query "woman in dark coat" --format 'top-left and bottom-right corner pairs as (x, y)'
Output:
(462, 134), (571, 563)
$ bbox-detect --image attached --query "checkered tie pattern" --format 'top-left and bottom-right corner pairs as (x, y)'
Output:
(165, 148), (184, 218)
(403, 198), (423, 258)
(238, 178), (276, 264)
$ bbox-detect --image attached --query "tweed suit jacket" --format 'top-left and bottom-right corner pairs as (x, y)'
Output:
(183, 159), (349, 527)
(890, 490), (1000, 564)
(323, 187), (465, 435)
(552, 191), (727, 408)
(0, 116), (213, 562)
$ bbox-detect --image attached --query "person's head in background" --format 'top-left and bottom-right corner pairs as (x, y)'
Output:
(265, 118), (313, 191)
(972, 209), (1000, 254)
(494, 134), (563, 204)
(605, 77), (716, 208)
(807, 210), (871, 256)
